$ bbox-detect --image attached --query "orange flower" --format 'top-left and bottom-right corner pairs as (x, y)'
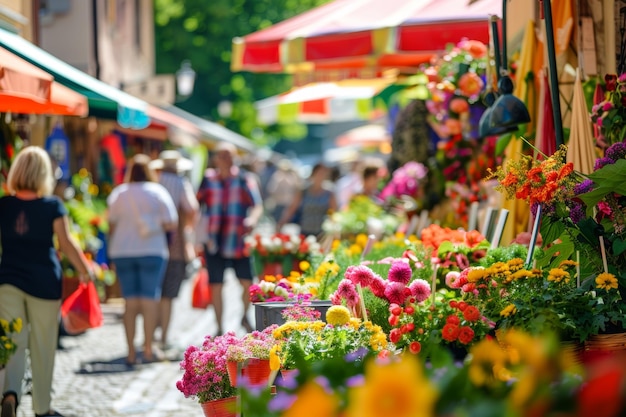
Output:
(501, 171), (519, 187)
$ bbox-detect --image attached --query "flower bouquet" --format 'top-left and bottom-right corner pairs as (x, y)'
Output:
(0, 317), (22, 367)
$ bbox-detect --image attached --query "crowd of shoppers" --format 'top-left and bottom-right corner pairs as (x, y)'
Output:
(0, 142), (384, 417)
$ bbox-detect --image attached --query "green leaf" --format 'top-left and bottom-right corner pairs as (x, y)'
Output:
(579, 159), (626, 213)
(613, 238), (626, 256)
(495, 133), (513, 156)
(539, 215), (566, 246)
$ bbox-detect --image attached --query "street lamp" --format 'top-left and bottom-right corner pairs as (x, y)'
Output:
(176, 60), (196, 97)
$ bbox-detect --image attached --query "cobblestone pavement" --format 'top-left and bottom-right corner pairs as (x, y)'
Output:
(15, 270), (253, 417)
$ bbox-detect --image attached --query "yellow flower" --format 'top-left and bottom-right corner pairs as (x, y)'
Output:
(547, 268), (569, 283)
(346, 354), (437, 417)
(595, 272), (618, 290)
(269, 345), (281, 371)
(331, 240), (341, 251)
(325, 305), (351, 326)
(355, 233), (369, 248)
(0, 319), (8, 334)
(468, 338), (509, 387)
(347, 244), (362, 256)
(299, 261), (310, 271)
(558, 259), (578, 269)
(507, 258), (525, 272)
(264, 275), (277, 283)
(500, 304), (517, 317)
(282, 381), (339, 417)
(12, 318), (22, 333)
(467, 268), (487, 283)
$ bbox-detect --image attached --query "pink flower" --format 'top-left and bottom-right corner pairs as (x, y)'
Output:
(445, 271), (462, 288)
(369, 276), (387, 298)
(345, 265), (376, 287)
(409, 279), (431, 303)
(387, 260), (412, 285)
(385, 281), (408, 305)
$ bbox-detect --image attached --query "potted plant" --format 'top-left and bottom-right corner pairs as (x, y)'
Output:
(176, 332), (239, 417)
(269, 305), (388, 375)
(224, 325), (278, 387)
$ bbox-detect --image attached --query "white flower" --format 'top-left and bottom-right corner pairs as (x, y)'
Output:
(259, 281), (275, 292)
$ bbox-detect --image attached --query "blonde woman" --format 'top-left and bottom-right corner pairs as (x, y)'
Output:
(106, 154), (177, 365)
(0, 146), (94, 417)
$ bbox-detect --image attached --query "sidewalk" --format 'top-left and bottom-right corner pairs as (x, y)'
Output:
(15, 270), (254, 417)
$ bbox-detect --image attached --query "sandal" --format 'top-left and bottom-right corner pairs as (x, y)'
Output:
(1, 391), (18, 417)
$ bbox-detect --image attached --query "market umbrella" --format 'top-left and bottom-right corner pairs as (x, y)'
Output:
(255, 79), (391, 124)
(232, 0), (502, 82)
(566, 69), (596, 175)
(499, 19), (537, 246)
(335, 124), (391, 149)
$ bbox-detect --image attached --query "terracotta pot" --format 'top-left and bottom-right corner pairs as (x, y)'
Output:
(200, 396), (237, 417)
(280, 368), (298, 381)
(582, 332), (626, 364)
(227, 359), (272, 387)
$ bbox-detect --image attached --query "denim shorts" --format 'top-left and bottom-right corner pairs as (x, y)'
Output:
(111, 256), (167, 299)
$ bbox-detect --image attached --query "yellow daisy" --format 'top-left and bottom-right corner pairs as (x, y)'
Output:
(595, 272), (619, 290)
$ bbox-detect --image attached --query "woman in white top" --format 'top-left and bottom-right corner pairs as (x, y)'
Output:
(107, 154), (178, 365)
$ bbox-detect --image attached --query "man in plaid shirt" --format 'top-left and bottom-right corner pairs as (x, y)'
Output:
(197, 142), (263, 334)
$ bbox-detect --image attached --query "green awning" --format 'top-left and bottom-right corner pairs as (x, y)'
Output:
(0, 28), (150, 129)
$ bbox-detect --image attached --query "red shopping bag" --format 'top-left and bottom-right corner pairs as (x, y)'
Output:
(60, 281), (103, 335)
(191, 268), (211, 309)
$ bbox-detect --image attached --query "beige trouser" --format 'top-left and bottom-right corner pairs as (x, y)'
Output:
(0, 284), (61, 415)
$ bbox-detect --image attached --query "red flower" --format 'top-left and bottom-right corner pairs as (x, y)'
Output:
(446, 315), (461, 326)
(442, 323), (460, 342)
(409, 341), (421, 354)
(463, 305), (480, 322)
(389, 328), (402, 344)
(458, 326), (475, 344)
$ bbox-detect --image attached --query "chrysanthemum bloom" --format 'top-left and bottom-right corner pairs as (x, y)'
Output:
(500, 304), (517, 317)
(457, 326), (475, 345)
(442, 323), (460, 342)
(595, 272), (619, 290)
(408, 279), (431, 303)
(445, 271), (462, 288)
(326, 305), (351, 326)
(385, 281), (409, 305)
(547, 268), (570, 283)
(346, 353), (437, 417)
(345, 265), (376, 287)
(463, 305), (480, 322)
(283, 380), (339, 417)
(388, 260), (412, 284)
(368, 276), (386, 298)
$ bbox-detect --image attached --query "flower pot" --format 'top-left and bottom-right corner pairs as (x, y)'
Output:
(280, 368), (298, 381)
(200, 396), (237, 417)
(561, 341), (584, 365)
(582, 332), (626, 363)
(227, 359), (272, 387)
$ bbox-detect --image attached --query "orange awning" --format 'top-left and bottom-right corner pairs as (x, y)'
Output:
(0, 81), (88, 116)
(0, 46), (52, 100)
(0, 46), (88, 116)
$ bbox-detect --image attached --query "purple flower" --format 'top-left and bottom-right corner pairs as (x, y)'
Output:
(346, 374), (366, 387)
(605, 142), (626, 162)
(594, 157), (613, 170)
(574, 179), (594, 195)
(387, 260), (412, 284)
(268, 392), (296, 411)
(569, 203), (586, 224)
